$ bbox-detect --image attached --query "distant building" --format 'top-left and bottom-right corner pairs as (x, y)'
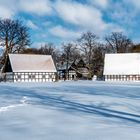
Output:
(3, 54), (57, 82)
(103, 53), (140, 81)
(57, 59), (89, 80)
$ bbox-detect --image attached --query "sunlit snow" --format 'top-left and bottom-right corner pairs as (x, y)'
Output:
(0, 81), (140, 140)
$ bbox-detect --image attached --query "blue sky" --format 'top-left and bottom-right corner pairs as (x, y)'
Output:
(0, 0), (140, 47)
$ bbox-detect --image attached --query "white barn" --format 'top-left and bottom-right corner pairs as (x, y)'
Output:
(3, 54), (57, 82)
(103, 53), (140, 81)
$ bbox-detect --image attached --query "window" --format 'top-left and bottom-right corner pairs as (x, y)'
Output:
(49, 74), (52, 79)
(17, 75), (21, 79)
(29, 74), (35, 79)
(42, 74), (46, 79)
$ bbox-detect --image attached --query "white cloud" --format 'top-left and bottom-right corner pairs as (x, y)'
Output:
(89, 0), (108, 8)
(42, 21), (53, 27)
(49, 25), (81, 39)
(0, 0), (132, 43)
(54, 0), (108, 34)
(126, 0), (140, 9)
(0, 0), (17, 18)
(107, 0), (137, 33)
(19, 0), (52, 16)
(26, 20), (38, 29)
(0, 6), (14, 18)
(0, 0), (53, 18)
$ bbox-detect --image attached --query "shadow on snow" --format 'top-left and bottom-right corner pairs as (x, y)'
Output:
(1, 84), (140, 125)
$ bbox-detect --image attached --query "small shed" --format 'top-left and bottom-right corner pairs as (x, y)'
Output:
(103, 53), (140, 81)
(57, 61), (76, 80)
(3, 54), (57, 82)
(57, 59), (89, 80)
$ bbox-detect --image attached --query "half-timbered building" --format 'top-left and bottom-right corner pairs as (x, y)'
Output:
(57, 59), (89, 80)
(104, 53), (140, 81)
(3, 54), (57, 82)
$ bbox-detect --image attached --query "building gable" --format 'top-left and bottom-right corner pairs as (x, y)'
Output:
(3, 56), (13, 73)
(8, 54), (57, 72)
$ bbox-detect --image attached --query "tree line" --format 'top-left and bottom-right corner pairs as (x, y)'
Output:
(0, 19), (140, 79)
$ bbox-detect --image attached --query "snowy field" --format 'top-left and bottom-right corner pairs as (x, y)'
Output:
(0, 81), (140, 140)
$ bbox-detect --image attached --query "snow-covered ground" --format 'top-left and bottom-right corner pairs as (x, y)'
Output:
(0, 81), (140, 140)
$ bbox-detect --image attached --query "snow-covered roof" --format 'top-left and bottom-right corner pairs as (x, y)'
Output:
(103, 53), (140, 75)
(8, 54), (57, 72)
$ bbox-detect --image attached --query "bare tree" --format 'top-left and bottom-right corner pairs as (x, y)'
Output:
(21, 48), (39, 54)
(77, 32), (98, 78)
(39, 43), (60, 64)
(61, 43), (78, 80)
(105, 32), (133, 53)
(131, 44), (140, 53)
(39, 43), (56, 55)
(21, 43), (60, 65)
(93, 44), (106, 78)
(0, 19), (30, 65)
